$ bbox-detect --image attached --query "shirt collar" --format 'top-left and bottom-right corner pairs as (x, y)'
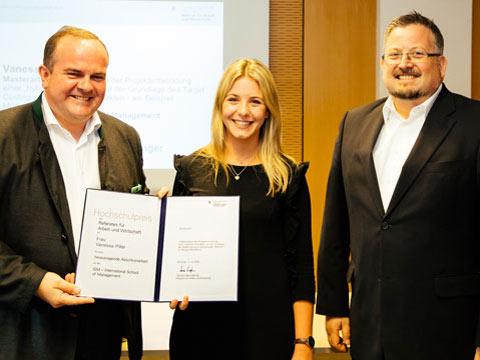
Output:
(41, 92), (102, 139)
(382, 84), (443, 124)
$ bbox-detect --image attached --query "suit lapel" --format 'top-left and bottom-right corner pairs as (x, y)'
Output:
(97, 120), (117, 191)
(358, 104), (386, 217)
(97, 124), (108, 189)
(32, 97), (77, 264)
(385, 87), (457, 217)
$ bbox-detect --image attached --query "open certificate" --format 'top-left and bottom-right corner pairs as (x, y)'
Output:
(75, 189), (239, 302)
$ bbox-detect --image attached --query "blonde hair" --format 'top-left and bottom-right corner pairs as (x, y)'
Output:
(197, 58), (295, 196)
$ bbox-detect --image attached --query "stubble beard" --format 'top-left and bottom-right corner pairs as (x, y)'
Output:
(387, 87), (424, 100)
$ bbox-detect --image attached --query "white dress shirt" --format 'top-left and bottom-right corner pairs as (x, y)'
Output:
(373, 85), (442, 211)
(41, 93), (101, 253)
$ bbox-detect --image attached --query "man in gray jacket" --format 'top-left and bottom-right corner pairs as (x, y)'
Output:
(0, 26), (146, 359)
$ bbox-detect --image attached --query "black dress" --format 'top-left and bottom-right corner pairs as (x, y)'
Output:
(169, 154), (315, 360)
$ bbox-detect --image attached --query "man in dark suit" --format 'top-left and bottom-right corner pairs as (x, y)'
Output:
(316, 12), (480, 360)
(0, 26), (146, 359)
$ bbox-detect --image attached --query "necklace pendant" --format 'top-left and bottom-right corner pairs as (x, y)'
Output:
(230, 165), (248, 180)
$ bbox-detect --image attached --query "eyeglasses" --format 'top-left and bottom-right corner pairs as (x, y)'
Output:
(382, 50), (442, 64)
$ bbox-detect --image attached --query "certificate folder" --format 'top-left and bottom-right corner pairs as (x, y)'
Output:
(75, 189), (239, 302)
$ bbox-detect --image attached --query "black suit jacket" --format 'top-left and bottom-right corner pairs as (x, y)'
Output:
(316, 86), (480, 360)
(0, 95), (147, 360)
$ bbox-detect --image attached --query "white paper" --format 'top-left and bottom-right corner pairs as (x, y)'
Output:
(75, 190), (161, 301)
(75, 189), (239, 302)
(159, 196), (239, 301)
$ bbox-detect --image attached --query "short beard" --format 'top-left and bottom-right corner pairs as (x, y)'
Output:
(388, 88), (423, 100)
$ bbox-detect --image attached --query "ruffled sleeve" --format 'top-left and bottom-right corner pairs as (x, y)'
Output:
(173, 154), (192, 196)
(173, 153), (216, 196)
(283, 162), (315, 302)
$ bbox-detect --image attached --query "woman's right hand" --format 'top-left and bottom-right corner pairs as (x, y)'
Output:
(156, 187), (170, 198)
(158, 188), (188, 311)
(169, 296), (189, 311)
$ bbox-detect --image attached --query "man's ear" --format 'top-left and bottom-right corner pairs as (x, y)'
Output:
(439, 55), (448, 80)
(38, 65), (51, 89)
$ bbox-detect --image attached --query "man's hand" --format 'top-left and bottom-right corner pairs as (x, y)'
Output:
(474, 346), (480, 360)
(64, 272), (75, 283)
(35, 272), (95, 308)
(325, 316), (350, 352)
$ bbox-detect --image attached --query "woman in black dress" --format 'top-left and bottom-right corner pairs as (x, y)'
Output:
(169, 58), (315, 360)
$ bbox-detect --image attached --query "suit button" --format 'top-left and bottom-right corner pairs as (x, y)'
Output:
(61, 234), (68, 242)
(381, 222), (391, 230)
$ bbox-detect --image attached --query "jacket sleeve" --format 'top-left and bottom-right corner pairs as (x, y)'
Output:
(0, 130), (46, 311)
(316, 113), (351, 317)
(0, 240), (46, 312)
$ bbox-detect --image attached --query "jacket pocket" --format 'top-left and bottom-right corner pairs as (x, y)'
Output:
(435, 273), (480, 297)
(423, 159), (470, 173)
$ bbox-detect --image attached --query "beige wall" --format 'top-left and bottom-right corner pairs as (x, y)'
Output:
(377, 0), (473, 98)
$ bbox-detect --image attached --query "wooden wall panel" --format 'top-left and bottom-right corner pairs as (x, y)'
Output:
(270, 0), (377, 282)
(304, 0), (377, 259)
(473, 0), (480, 99)
(270, 0), (304, 161)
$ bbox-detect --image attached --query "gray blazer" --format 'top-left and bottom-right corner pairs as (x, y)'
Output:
(316, 86), (480, 360)
(0, 95), (147, 360)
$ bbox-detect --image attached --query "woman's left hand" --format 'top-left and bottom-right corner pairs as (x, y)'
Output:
(291, 344), (313, 360)
(169, 296), (189, 311)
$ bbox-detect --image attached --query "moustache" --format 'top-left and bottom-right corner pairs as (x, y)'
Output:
(394, 69), (421, 77)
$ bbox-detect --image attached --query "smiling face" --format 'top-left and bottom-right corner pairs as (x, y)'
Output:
(222, 76), (268, 146)
(39, 35), (108, 133)
(381, 24), (447, 106)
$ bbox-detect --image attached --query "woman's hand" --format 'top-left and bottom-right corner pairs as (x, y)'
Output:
(158, 187), (188, 311)
(292, 301), (314, 359)
(156, 187), (170, 198)
(64, 272), (75, 283)
(169, 296), (189, 311)
(292, 343), (313, 360)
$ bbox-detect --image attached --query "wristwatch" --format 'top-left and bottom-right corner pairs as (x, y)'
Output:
(294, 336), (315, 349)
